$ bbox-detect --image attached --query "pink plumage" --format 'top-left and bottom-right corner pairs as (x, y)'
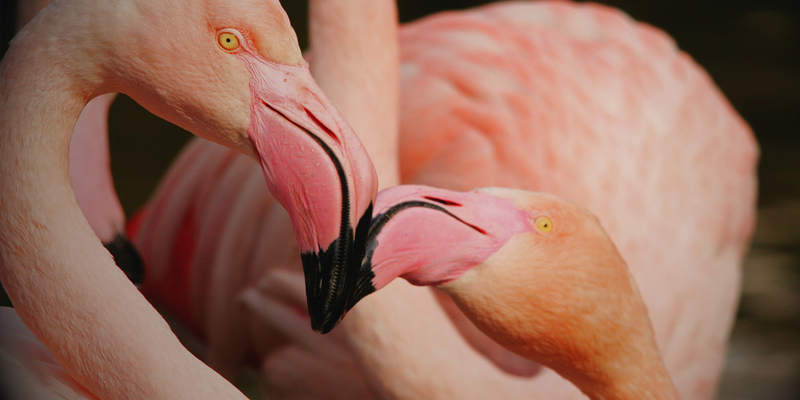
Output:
(397, 2), (757, 396)
(131, 1), (757, 399)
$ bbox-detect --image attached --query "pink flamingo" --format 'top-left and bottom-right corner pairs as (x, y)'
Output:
(131, 1), (758, 399)
(347, 184), (682, 399)
(340, 3), (756, 399)
(129, 0), (400, 379)
(0, 0), (380, 397)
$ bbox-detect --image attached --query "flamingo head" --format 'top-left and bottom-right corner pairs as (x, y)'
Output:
(96, 0), (377, 331)
(316, 184), (533, 332)
(331, 186), (650, 367)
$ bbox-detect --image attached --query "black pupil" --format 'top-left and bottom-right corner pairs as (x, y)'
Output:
(226, 38), (231, 43)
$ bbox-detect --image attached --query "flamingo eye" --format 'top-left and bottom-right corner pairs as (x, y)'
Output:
(534, 216), (553, 233)
(217, 31), (240, 52)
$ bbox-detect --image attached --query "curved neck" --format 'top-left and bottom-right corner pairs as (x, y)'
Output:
(16, 1), (124, 243)
(581, 373), (679, 400)
(554, 336), (679, 400)
(309, 0), (400, 188)
(0, 12), (247, 400)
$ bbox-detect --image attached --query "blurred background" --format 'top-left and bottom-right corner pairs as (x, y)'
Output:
(2, 0), (799, 398)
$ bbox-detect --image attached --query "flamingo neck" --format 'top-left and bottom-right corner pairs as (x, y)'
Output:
(308, 0), (400, 188)
(555, 339), (679, 400)
(0, 12), (247, 400)
(534, 283), (680, 400)
(441, 232), (680, 400)
(515, 286), (679, 399)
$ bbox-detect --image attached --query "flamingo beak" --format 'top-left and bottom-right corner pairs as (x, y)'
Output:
(241, 57), (377, 333)
(102, 233), (145, 284)
(302, 202), (373, 334)
(319, 186), (531, 331)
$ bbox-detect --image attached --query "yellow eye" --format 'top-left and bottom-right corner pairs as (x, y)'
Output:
(534, 216), (553, 233)
(218, 32), (240, 51)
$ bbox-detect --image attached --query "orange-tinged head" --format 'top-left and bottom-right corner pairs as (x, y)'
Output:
(339, 185), (673, 396)
(440, 189), (656, 386)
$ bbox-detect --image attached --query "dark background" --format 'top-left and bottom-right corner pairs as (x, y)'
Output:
(2, 1), (799, 398)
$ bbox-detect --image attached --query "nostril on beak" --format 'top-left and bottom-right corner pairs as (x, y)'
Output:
(304, 108), (340, 144)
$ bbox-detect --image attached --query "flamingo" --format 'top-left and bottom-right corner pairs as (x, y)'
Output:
(0, 0), (380, 397)
(337, 3), (757, 399)
(347, 184), (681, 399)
(128, 0), (400, 379)
(130, 1), (758, 399)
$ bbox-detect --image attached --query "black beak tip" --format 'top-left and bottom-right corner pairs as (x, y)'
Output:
(304, 282), (347, 334)
(301, 248), (349, 335)
(304, 255), (378, 335)
(302, 203), (375, 335)
(103, 233), (145, 284)
(312, 313), (341, 335)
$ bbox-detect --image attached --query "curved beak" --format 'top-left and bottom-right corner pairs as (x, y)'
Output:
(321, 186), (530, 332)
(239, 56), (378, 333)
(103, 233), (145, 285)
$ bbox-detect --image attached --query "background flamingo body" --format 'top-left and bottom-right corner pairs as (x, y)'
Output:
(393, 5), (756, 397)
(131, 1), (757, 399)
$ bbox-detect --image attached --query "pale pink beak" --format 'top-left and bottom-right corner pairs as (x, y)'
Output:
(339, 186), (531, 331)
(237, 53), (378, 333)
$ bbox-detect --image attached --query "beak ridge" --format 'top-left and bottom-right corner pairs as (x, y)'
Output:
(240, 54), (378, 334)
